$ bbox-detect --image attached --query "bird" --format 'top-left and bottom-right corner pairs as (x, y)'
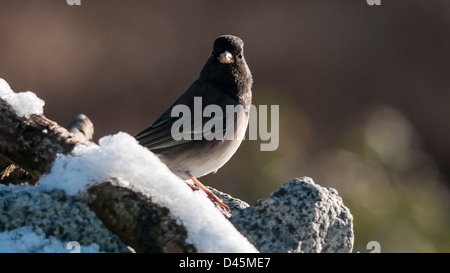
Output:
(136, 35), (253, 212)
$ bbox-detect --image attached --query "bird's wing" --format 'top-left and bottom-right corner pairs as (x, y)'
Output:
(135, 81), (236, 153)
(136, 111), (229, 153)
(136, 118), (183, 151)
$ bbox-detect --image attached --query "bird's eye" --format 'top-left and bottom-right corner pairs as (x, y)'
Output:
(238, 53), (243, 59)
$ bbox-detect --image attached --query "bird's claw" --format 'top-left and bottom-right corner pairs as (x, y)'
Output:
(207, 192), (230, 213)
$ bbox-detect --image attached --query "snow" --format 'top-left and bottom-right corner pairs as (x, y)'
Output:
(0, 226), (101, 253)
(0, 78), (44, 118)
(39, 132), (258, 253)
(1, 76), (257, 253)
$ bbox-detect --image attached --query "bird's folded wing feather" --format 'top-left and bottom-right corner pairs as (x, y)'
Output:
(135, 80), (237, 152)
(135, 112), (228, 152)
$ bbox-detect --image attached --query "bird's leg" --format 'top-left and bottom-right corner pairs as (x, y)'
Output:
(185, 172), (230, 213)
(185, 181), (199, 191)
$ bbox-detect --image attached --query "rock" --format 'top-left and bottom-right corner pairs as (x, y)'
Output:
(229, 177), (354, 253)
(207, 187), (250, 217)
(0, 95), (353, 253)
(0, 177), (354, 253)
(86, 182), (197, 253)
(0, 185), (129, 253)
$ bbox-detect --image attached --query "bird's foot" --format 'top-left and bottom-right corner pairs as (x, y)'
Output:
(204, 190), (230, 213)
(185, 181), (199, 191)
(186, 172), (230, 213)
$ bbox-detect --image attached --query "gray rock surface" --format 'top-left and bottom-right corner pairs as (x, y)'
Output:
(228, 177), (354, 253)
(0, 177), (353, 253)
(207, 187), (250, 217)
(0, 185), (129, 252)
(0, 98), (353, 252)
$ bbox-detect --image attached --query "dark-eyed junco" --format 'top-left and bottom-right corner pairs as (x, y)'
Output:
(136, 35), (252, 212)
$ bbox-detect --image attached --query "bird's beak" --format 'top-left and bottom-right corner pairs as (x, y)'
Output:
(219, 51), (233, 64)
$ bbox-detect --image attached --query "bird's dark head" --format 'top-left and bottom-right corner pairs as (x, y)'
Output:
(200, 35), (252, 104)
(212, 35), (244, 65)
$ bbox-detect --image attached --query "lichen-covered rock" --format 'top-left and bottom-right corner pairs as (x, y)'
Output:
(229, 177), (354, 253)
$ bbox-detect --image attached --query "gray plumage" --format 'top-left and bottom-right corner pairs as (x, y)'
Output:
(136, 35), (253, 181)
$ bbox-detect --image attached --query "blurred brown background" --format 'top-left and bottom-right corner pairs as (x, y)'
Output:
(1, 0), (449, 252)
